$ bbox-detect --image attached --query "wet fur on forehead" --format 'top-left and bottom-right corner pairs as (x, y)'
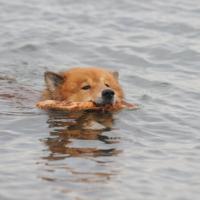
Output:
(60, 67), (117, 82)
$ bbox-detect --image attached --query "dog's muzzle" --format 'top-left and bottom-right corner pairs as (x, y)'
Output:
(93, 89), (115, 105)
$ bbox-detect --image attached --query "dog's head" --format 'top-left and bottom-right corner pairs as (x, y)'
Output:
(44, 67), (124, 105)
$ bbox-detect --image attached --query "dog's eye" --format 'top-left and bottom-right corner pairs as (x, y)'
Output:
(82, 85), (91, 90)
(105, 83), (110, 87)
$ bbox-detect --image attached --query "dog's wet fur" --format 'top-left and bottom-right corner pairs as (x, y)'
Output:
(43, 67), (124, 105)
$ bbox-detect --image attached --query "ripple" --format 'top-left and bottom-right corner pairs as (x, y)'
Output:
(1, 0), (200, 199)
(18, 44), (38, 51)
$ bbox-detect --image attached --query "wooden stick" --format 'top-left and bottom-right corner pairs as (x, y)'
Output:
(36, 100), (138, 112)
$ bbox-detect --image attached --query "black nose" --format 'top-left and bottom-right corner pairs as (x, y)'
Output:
(102, 89), (115, 99)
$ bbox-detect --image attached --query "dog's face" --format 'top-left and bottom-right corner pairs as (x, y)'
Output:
(44, 67), (124, 105)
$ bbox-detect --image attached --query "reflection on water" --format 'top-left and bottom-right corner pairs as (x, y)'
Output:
(40, 110), (122, 185)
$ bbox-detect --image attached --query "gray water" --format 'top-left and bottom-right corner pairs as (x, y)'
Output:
(0, 0), (200, 199)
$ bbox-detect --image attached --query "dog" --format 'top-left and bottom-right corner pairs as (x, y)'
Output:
(41, 67), (124, 159)
(42, 67), (124, 105)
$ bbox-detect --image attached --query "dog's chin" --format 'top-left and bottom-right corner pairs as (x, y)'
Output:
(93, 97), (115, 106)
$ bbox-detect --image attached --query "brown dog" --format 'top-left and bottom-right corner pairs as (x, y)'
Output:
(42, 67), (124, 105)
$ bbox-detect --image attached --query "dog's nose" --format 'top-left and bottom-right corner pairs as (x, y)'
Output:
(102, 89), (115, 99)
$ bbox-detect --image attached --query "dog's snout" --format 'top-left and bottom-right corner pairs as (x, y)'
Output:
(102, 89), (115, 98)
(94, 89), (116, 105)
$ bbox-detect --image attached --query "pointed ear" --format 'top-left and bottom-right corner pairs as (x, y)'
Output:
(44, 71), (64, 92)
(110, 71), (119, 80)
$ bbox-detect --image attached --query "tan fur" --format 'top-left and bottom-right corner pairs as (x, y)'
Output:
(42, 67), (124, 103)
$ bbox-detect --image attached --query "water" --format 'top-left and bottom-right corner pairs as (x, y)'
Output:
(0, 0), (200, 199)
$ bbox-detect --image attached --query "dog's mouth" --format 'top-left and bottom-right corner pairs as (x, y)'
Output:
(92, 97), (115, 106)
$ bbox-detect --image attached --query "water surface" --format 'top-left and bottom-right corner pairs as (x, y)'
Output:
(0, 0), (200, 199)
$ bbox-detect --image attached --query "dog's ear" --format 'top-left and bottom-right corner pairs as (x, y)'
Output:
(111, 71), (119, 80)
(44, 71), (64, 92)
